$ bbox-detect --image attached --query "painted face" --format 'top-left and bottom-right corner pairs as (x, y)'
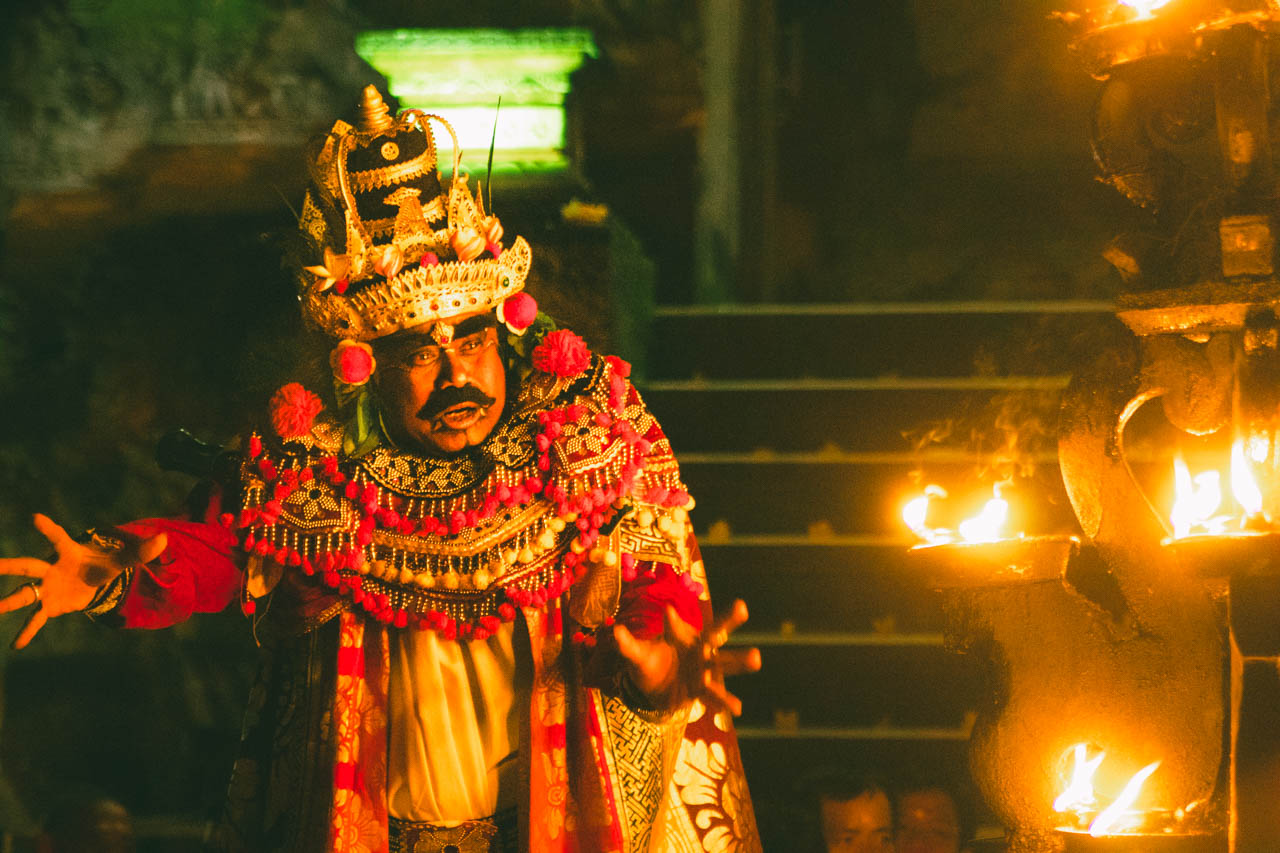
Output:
(895, 789), (963, 853)
(821, 792), (894, 853)
(373, 312), (507, 455)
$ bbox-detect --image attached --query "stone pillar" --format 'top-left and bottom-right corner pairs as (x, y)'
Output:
(696, 0), (778, 303)
(1228, 575), (1280, 850)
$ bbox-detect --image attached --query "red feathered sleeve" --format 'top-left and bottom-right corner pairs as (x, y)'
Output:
(615, 561), (704, 640)
(111, 517), (241, 629)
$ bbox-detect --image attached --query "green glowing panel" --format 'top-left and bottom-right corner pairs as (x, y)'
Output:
(355, 28), (597, 170)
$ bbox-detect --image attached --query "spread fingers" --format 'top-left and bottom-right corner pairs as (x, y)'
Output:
(0, 584), (41, 616)
(11, 606), (47, 650)
(32, 514), (74, 552)
(701, 670), (744, 717)
(716, 646), (762, 677)
(0, 558), (48, 580)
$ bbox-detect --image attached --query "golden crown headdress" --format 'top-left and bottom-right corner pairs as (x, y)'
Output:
(296, 86), (531, 342)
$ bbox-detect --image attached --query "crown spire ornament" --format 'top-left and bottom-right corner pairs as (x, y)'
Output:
(293, 86), (532, 343)
(358, 84), (394, 134)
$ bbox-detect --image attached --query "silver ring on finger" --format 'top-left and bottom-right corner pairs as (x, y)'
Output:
(24, 583), (41, 605)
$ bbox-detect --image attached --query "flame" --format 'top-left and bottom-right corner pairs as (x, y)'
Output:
(1170, 438), (1271, 537)
(902, 483), (1014, 544)
(958, 493), (1010, 543)
(1231, 438), (1264, 518)
(902, 484), (950, 545)
(1054, 744), (1105, 813)
(1118, 0), (1171, 17)
(903, 484), (946, 533)
(1170, 457), (1223, 538)
(1055, 744), (1165, 836)
(1090, 761), (1161, 836)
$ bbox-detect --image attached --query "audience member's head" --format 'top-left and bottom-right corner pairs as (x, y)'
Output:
(37, 793), (135, 853)
(894, 775), (973, 853)
(803, 768), (894, 853)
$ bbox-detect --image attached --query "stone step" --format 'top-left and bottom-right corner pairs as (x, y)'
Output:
(730, 632), (946, 647)
(699, 541), (952, 635)
(682, 456), (1075, 538)
(728, 643), (981, 731)
(735, 724), (969, 741)
(641, 303), (1122, 794)
(647, 301), (1119, 380)
(643, 377), (1067, 454)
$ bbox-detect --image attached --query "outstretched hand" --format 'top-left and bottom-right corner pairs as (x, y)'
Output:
(0, 514), (165, 649)
(613, 599), (762, 715)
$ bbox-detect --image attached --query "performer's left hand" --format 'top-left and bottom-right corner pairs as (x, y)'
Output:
(613, 599), (762, 715)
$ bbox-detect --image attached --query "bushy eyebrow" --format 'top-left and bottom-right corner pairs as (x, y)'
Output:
(452, 313), (498, 338)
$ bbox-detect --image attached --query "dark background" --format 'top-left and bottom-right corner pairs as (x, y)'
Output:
(0, 0), (1141, 846)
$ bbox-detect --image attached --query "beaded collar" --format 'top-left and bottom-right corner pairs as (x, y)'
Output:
(225, 354), (694, 642)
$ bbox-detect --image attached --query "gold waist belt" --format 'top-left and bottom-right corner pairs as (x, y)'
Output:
(388, 809), (517, 853)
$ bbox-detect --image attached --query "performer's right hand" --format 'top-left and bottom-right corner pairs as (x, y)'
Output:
(613, 598), (761, 716)
(0, 514), (166, 649)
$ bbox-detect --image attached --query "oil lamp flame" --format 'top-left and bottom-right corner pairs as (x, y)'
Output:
(958, 494), (1010, 543)
(1054, 743), (1105, 813)
(1170, 458), (1223, 539)
(1230, 439), (1264, 518)
(1117, 0), (1171, 17)
(1055, 744), (1166, 836)
(1169, 438), (1269, 537)
(903, 484), (950, 545)
(902, 483), (1015, 545)
(1089, 760), (1161, 836)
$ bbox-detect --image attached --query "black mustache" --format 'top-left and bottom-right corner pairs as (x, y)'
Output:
(416, 385), (497, 422)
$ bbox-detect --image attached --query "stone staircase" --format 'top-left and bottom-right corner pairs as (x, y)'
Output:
(638, 300), (1119, 842)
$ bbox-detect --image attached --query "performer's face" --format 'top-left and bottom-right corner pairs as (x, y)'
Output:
(374, 312), (507, 455)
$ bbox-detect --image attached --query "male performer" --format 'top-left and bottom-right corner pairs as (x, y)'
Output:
(0, 87), (761, 853)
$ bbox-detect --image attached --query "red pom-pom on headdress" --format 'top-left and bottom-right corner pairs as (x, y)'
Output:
(330, 340), (376, 386)
(497, 292), (537, 335)
(532, 329), (591, 378)
(270, 382), (323, 438)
